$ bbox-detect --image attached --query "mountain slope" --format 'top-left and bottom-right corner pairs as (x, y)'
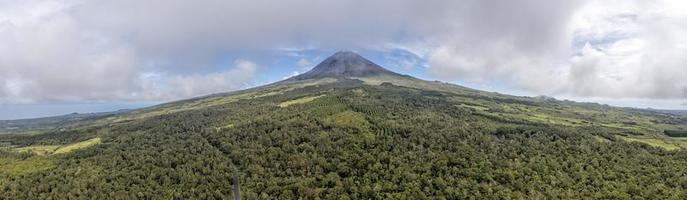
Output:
(1, 51), (687, 199)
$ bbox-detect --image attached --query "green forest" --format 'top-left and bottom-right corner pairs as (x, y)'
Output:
(2, 78), (687, 199)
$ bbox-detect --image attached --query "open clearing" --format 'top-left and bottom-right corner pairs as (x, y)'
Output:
(12, 137), (102, 156)
(279, 95), (325, 107)
(620, 136), (681, 151)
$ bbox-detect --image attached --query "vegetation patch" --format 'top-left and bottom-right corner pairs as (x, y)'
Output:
(526, 114), (583, 126)
(664, 130), (687, 137)
(619, 136), (681, 151)
(14, 145), (61, 156)
(351, 88), (367, 97)
(251, 91), (282, 98)
(53, 137), (102, 154)
(0, 156), (54, 175)
(592, 135), (611, 143)
(214, 124), (235, 131)
(279, 95), (325, 108)
(458, 104), (489, 111)
(676, 140), (687, 148)
(12, 137), (102, 155)
(325, 111), (374, 140)
(602, 123), (641, 131)
(325, 111), (370, 129)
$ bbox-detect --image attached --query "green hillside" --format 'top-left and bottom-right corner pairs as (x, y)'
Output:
(1, 52), (687, 199)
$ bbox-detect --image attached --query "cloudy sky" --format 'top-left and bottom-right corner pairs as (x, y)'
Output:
(1, 0), (686, 119)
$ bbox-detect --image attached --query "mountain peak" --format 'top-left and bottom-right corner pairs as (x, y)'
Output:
(288, 51), (401, 80)
(330, 51), (365, 60)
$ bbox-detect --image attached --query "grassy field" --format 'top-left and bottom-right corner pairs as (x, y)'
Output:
(619, 136), (682, 151)
(0, 156), (54, 175)
(458, 104), (490, 111)
(325, 111), (374, 140)
(15, 145), (61, 156)
(279, 95), (326, 107)
(325, 111), (370, 129)
(592, 135), (611, 143)
(0, 138), (101, 176)
(53, 137), (102, 154)
(526, 113), (584, 126)
(11, 137), (102, 156)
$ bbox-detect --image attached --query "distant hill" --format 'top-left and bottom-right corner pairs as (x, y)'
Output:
(2, 51), (687, 199)
(658, 109), (687, 117)
(0, 110), (131, 134)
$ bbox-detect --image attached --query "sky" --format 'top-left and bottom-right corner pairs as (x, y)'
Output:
(1, 0), (686, 119)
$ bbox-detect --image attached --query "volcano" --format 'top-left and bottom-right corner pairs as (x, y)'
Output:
(287, 51), (403, 81)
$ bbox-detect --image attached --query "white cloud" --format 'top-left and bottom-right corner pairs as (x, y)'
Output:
(139, 60), (258, 101)
(169, 60), (258, 99)
(285, 56), (320, 80)
(0, 0), (262, 103)
(0, 0), (685, 107)
(282, 71), (301, 80)
(296, 58), (312, 69)
(423, 0), (687, 104)
(554, 0), (687, 99)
